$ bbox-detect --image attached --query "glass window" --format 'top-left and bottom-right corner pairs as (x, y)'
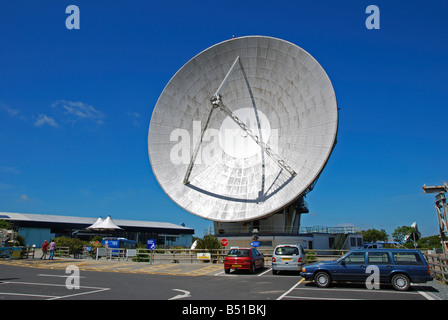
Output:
(393, 252), (423, 265)
(227, 249), (250, 257)
(275, 246), (299, 256)
(344, 252), (365, 265)
(357, 238), (363, 247)
(368, 252), (391, 265)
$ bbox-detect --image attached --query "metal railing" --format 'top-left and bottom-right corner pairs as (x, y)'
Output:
(423, 253), (448, 284)
(214, 225), (363, 236)
(91, 248), (348, 264)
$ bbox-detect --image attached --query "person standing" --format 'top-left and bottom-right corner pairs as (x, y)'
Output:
(41, 240), (48, 259)
(48, 239), (56, 260)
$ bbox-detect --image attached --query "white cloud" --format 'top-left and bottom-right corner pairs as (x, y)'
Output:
(0, 103), (20, 117)
(0, 166), (22, 174)
(52, 100), (105, 125)
(127, 111), (142, 127)
(34, 114), (58, 127)
(19, 194), (29, 201)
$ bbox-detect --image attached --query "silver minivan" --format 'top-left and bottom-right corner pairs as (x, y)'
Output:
(272, 244), (307, 275)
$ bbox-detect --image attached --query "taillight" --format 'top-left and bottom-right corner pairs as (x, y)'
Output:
(427, 265), (431, 276)
(298, 257), (302, 263)
(272, 257), (276, 262)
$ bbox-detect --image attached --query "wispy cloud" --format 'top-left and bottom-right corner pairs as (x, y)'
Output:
(127, 111), (142, 127)
(52, 100), (105, 125)
(0, 103), (19, 116)
(0, 103), (27, 121)
(34, 114), (58, 127)
(0, 166), (22, 174)
(19, 194), (29, 201)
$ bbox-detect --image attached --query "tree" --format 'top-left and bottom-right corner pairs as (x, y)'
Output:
(362, 229), (388, 243)
(0, 219), (10, 230)
(195, 235), (221, 251)
(392, 226), (416, 243)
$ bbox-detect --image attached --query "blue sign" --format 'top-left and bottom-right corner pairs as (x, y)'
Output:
(250, 241), (260, 247)
(147, 239), (157, 250)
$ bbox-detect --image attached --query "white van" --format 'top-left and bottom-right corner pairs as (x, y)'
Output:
(272, 244), (306, 275)
(359, 243), (383, 249)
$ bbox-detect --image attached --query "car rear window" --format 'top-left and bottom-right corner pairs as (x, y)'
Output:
(392, 252), (423, 265)
(227, 249), (250, 257)
(275, 247), (299, 256)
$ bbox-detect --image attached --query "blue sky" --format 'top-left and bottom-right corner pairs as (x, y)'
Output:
(0, 1), (447, 238)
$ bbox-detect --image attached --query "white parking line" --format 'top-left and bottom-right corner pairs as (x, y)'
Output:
(277, 278), (304, 300)
(0, 292), (58, 299)
(0, 281), (110, 300)
(258, 268), (272, 276)
(415, 289), (441, 300)
(48, 288), (110, 300)
(38, 273), (86, 278)
(294, 286), (423, 295)
(279, 280), (439, 300)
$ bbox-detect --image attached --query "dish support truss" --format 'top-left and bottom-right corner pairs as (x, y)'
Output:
(423, 184), (448, 257)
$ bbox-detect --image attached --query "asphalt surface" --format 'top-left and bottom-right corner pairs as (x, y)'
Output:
(0, 257), (446, 302)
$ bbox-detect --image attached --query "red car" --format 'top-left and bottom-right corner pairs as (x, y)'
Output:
(224, 248), (265, 274)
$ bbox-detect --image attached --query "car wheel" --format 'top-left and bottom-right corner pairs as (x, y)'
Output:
(251, 263), (256, 274)
(225, 269), (230, 274)
(391, 274), (410, 291)
(272, 269), (279, 275)
(314, 271), (331, 288)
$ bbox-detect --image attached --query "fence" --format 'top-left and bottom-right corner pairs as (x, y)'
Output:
(423, 253), (448, 284)
(0, 247), (36, 259)
(90, 248), (348, 264)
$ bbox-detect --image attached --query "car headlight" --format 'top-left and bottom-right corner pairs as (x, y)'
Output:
(301, 267), (306, 273)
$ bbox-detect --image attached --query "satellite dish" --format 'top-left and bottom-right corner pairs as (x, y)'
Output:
(148, 36), (338, 222)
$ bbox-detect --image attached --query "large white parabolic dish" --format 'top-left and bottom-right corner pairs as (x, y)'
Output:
(148, 36), (338, 222)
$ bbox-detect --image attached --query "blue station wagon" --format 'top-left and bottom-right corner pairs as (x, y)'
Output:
(300, 249), (432, 291)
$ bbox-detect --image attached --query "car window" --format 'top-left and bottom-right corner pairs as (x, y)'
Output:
(227, 249), (250, 257)
(368, 252), (391, 265)
(344, 252), (365, 265)
(275, 246), (299, 256)
(392, 252), (423, 265)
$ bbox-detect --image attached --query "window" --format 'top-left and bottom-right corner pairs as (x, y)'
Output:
(227, 249), (250, 257)
(350, 237), (356, 246)
(393, 252), (423, 265)
(329, 237), (335, 248)
(368, 252), (391, 265)
(275, 246), (299, 256)
(357, 238), (363, 247)
(344, 252), (365, 265)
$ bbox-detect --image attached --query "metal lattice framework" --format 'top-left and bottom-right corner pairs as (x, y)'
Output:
(423, 184), (448, 257)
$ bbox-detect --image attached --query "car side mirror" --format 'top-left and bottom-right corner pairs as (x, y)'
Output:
(339, 260), (345, 265)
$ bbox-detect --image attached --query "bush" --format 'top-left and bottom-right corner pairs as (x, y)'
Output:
(55, 236), (84, 254)
(306, 251), (317, 263)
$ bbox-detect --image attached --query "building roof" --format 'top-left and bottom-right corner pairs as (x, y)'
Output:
(0, 212), (194, 234)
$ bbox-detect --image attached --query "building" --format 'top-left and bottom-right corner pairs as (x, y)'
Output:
(0, 212), (194, 248)
(213, 199), (363, 252)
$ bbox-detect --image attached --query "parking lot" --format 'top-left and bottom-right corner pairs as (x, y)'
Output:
(0, 258), (444, 301)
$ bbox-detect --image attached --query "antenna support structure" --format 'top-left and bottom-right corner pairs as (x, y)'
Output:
(423, 183), (448, 257)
